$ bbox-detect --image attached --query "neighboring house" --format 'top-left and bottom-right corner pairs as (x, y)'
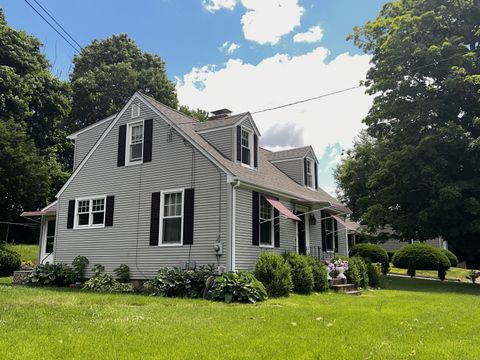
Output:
(22, 92), (351, 279)
(380, 237), (448, 252)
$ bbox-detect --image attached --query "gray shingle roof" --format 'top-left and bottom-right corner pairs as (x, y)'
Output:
(139, 93), (346, 210)
(193, 113), (249, 131)
(264, 146), (313, 161)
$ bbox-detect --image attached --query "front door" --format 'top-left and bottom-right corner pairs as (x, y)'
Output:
(297, 214), (307, 255)
(40, 217), (56, 264)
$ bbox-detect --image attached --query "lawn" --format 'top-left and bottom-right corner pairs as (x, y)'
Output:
(4, 244), (38, 264)
(390, 264), (472, 282)
(0, 277), (479, 359)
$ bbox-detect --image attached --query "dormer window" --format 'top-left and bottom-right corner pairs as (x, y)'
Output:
(127, 121), (144, 164)
(306, 158), (314, 189)
(241, 128), (253, 166)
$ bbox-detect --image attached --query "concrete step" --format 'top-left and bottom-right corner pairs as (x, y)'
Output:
(330, 283), (356, 293)
(330, 278), (346, 286)
(345, 290), (362, 296)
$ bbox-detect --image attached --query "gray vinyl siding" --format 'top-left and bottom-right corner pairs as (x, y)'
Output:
(55, 100), (228, 279)
(271, 159), (304, 185)
(309, 210), (322, 253)
(74, 119), (113, 169)
(234, 187), (297, 270)
(336, 222), (348, 256)
(200, 127), (234, 160)
(239, 118), (254, 131)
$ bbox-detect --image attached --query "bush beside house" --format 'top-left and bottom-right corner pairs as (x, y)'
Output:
(0, 247), (21, 276)
(392, 243), (450, 270)
(254, 252), (293, 297)
(285, 252), (314, 294)
(350, 243), (388, 264)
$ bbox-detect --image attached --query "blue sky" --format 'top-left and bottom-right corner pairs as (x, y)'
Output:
(1, 0), (388, 193)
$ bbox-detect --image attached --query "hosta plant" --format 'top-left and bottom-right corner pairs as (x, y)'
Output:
(207, 271), (267, 304)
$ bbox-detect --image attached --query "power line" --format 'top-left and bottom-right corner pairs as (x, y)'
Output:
(23, 0), (81, 54)
(31, 0), (83, 50)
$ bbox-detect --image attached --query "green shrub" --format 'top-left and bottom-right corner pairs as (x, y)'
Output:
(285, 253), (314, 294)
(392, 243), (450, 270)
(145, 265), (214, 298)
(350, 243), (388, 264)
(441, 249), (458, 267)
(0, 248), (21, 276)
(114, 264), (130, 282)
(306, 257), (329, 292)
(72, 256), (89, 279)
(407, 260), (416, 278)
(346, 257), (369, 289)
(332, 255), (350, 262)
(381, 259), (390, 275)
(92, 264), (105, 276)
(254, 252), (292, 297)
(438, 261), (447, 281)
(208, 271), (267, 304)
(26, 263), (77, 287)
(83, 274), (134, 293)
(365, 260), (380, 288)
(387, 251), (396, 262)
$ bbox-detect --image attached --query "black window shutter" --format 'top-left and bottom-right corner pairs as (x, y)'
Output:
(274, 207), (280, 247)
(143, 119), (153, 163)
(67, 200), (75, 229)
(314, 162), (318, 189)
(303, 158), (308, 186)
(236, 126), (242, 162)
(321, 210), (327, 251)
(105, 196), (115, 226)
(183, 188), (195, 245)
(254, 134), (258, 168)
(117, 124), (127, 167)
(150, 192), (161, 246)
(252, 191), (260, 245)
(334, 219), (339, 252)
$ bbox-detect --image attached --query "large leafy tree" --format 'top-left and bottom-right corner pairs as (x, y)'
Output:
(336, 0), (480, 253)
(70, 34), (179, 130)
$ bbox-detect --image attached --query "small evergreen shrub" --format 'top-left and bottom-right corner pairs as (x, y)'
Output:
(145, 266), (214, 298)
(437, 261), (447, 281)
(365, 259), (380, 287)
(392, 243), (450, 270)
(254, 252), (292, 297)
(306, 256), (329, 292)
(208, 271), (267, 304)
(0, 247), (21, 276)
(349, 243), (388, 264)
(285, 253), (314, 294)
(381, 259), (390, 275)
(407, 260), (416, 278)
(26, 263), (77, 287)
(346, 256), (369, 289)
(92, 264), (105, 276)
(441, 249), (458, 267)
(83, 274), (134, 293)
(72, 256), (89, 279)
(114, 264), (130, 282)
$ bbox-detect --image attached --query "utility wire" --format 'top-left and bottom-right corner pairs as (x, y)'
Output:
(23, 0), (81, 54)
(31, 0), (83, 50)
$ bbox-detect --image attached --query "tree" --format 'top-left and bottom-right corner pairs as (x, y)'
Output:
(0, 120), (52, 221)
(336, 0), (480, 253)
(70, 34), (178, 130)
(178, 105), (209, 122)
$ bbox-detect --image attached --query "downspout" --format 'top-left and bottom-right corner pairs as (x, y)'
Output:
(231, 179), (241, 272)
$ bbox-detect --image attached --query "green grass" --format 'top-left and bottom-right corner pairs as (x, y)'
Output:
(4, 244), (38, 264)
(0, 277), (479, 359)
(390, 264), (472, 282)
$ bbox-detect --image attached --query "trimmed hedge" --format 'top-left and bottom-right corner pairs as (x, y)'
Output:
(285, 253), (314, 294)
(0, 247), (21, 276)
(306, 256), (329, 292)
(346, 256), (369, 289)
(441, 249), (458, 267)
(350, 243), (388, 264)
(392, 243), (450, 270)
(254, 252), (293, 297)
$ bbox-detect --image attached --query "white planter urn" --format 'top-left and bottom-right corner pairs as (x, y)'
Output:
(336, 266), (347, 280)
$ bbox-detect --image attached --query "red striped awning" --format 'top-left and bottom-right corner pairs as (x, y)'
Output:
(263, 195), (301, 221)
(21, 201), (57, 217)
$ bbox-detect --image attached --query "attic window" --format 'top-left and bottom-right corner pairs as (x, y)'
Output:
(241, 128), (252, 166)
(306, 159), (314, 188)
(127, 121), (144, 164)
(131, 103), (141, 118)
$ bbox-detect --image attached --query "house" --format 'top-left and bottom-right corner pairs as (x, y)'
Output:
(21, 92), (352, 279)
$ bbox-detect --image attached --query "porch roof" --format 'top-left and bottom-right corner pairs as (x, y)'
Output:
(21, 201), (57, 217)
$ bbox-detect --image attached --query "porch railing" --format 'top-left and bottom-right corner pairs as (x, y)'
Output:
(309, 246), (336, 262)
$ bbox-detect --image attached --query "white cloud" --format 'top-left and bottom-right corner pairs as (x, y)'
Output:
(220, 41), (241, 54)
(202, 0), (237, 12)
(293, 25), (324, 43)
(241, 0), (304, 45)
(176, 47), (373, 188)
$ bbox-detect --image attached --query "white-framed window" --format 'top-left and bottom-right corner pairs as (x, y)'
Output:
(306, 158), (314, 189)
(74, 196), (106, 229)
(159, 189), (184, 246)
(259, 196), (274, 247)
(131, 103), (141, 118)
(126, 120), (144, 164)
(240, 127), (253, 167)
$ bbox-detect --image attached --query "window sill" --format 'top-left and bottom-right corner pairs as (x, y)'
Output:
(259, 244), (274, 249)
(125, 160), (143, 167)
(158, 243), (183, 247)
(240, 162), (255, 170)
(73, 224), (105, 230)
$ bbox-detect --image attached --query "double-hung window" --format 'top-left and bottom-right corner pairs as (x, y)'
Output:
(306, 159), (314, 188)
(241, 128), (252, 166)
(160, 190), (184, 245)
(325, 216), (334, 251)
(75, 196), (105, 228)
(259, 196), (274, 247)
(127, 121), (144, 164)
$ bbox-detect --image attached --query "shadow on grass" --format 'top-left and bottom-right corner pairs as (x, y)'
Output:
(381, 275), (480, 295)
